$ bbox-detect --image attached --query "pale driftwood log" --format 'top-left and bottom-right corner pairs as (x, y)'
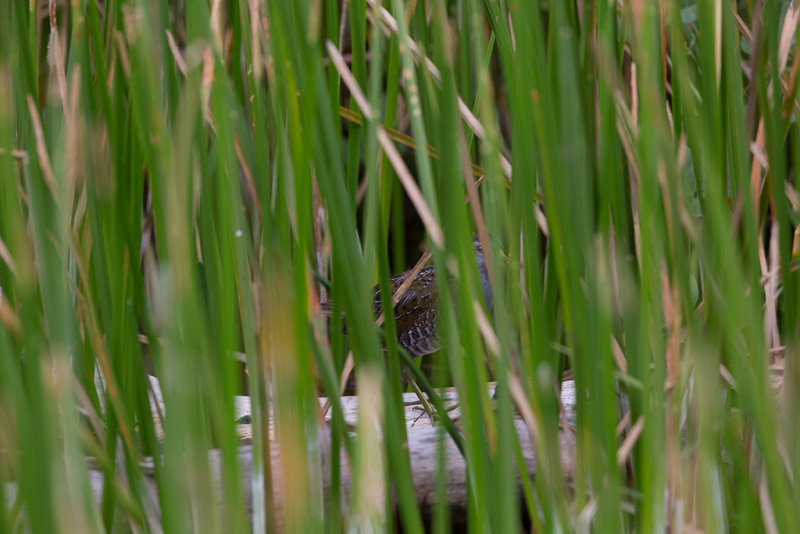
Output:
(153, 379), (576, 529)
(77, 422), (574, 532)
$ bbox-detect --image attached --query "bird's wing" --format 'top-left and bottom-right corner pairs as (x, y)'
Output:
(391, 268), (437, 322)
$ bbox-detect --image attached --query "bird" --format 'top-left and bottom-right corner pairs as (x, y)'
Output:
(321, 237), (493, 356)
(320, 235), (494, 420)
(370, 237), (493, 359)
(321, 236), (496, 419)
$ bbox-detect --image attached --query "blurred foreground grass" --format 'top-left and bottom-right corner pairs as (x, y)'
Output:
(1, 0), (800, 532)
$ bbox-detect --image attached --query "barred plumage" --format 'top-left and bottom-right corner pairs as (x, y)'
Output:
(323, 238), (493, 358)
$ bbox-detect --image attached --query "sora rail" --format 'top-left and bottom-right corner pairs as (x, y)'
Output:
(373, 238), (493, 358)
(323, 237), (494, 358)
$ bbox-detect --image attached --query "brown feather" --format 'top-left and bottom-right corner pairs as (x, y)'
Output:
(321, 238), (492, 358)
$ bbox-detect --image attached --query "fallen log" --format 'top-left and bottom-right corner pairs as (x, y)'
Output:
(6, 380), (577, 531)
